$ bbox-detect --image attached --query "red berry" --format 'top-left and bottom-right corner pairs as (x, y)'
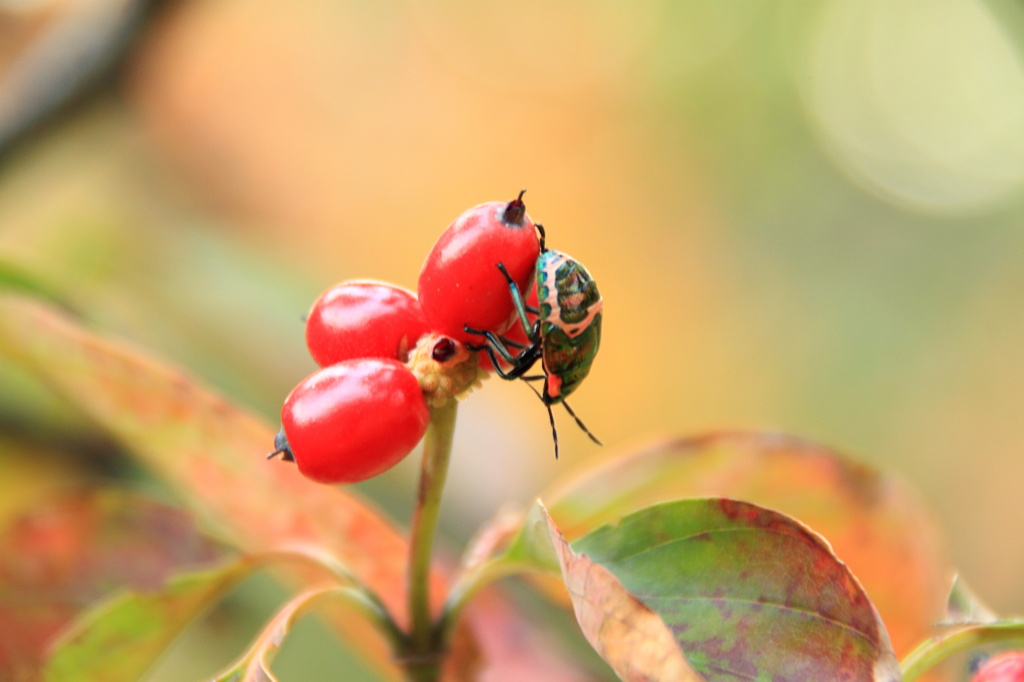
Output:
(305, 280), (429, 366)
(277, 359), (430, 484)
(418, 192), (541, 344)
(973, 652), (1024, 682)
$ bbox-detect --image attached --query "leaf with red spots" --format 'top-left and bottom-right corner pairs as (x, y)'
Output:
(570, 498), (901, 681)
(544, 432), (950, 667)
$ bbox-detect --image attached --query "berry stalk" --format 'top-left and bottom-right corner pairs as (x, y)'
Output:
(403, 399), (459, 680)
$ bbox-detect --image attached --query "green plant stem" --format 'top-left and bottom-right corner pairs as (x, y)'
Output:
(900, 622), (1024, 681)
(404, 399), (459, 678)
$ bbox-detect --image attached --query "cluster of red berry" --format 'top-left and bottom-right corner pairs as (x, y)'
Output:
(268, 193), (542, 484)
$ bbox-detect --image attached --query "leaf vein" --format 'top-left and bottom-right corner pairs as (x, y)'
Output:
(670, 594), (875, 643)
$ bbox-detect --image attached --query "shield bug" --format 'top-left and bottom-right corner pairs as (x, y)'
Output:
(465, 224), (602, 458)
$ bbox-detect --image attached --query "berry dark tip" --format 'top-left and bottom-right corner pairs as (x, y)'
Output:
(431, 337), (457, 362)
(502, 189), (527, 225)
(267, 429), (295, 462)
(266, 448), (294, 462)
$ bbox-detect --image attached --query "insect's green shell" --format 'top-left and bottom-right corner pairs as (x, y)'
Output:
(536, 250), (602, 403)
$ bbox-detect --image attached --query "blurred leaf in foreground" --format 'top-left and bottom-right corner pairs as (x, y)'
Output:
(0, 489), (226, 681)
(0, 293), (418, 676)
(901, 620), (1024, 682)
(945, 575), (999, 625)
(44, 557), (261, 682)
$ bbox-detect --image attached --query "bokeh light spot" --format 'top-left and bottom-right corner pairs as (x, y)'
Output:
(802, 0), (1024, 215)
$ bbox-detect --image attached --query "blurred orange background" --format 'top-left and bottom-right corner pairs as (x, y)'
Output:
(2, 0), (1024, 675)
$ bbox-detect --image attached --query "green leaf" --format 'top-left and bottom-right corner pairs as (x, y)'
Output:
(526, 501), (703, 682)
(571, 498), (901, 681)
(0, 488), (227, 678)
(0, 260), (72, 311)
(43, 557), (264, 682)
(544, 432), (950, 660)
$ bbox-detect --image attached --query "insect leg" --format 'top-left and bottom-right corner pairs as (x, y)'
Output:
(495, 262), (535, 339)
(464, 326), (519, 364)
(521, 375), (559, 458)
(525, 380), (600, 449)
(561, 401), (603, 446)
(465, 342), (519, 380)
(465, 325), (543, 379)
(546, 401), (559, 460)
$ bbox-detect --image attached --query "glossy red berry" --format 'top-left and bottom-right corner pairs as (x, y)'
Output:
(305, 281), (429, 367)
(275, 358), (430, 484)
(418, 191), (541, 344)
(973, 652), (1024, 681)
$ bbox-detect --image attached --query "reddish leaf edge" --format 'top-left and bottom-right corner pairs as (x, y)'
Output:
(212, 584), (404, 682)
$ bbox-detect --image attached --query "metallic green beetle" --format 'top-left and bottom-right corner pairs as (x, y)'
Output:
(465, 225), (602, 457)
